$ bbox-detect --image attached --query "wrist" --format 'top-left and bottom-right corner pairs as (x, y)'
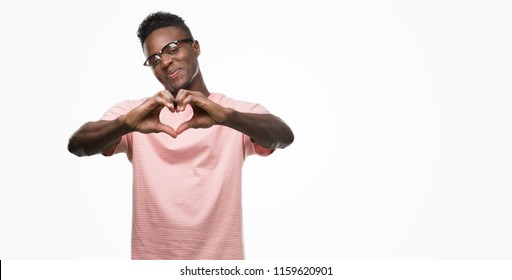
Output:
(117, 115), (135, 134)
(218, 107), (235, 125)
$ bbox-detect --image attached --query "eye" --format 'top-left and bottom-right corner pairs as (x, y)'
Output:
(163, 43), (179, 55)
(147, 55), (161, 66)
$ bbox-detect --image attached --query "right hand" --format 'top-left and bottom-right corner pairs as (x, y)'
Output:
(124, 90), (177, 138)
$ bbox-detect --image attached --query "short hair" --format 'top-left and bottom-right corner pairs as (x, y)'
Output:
(137, 12), (193, 45)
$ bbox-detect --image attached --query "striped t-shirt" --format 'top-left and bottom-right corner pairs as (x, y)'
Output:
(101, 93), (273, 259)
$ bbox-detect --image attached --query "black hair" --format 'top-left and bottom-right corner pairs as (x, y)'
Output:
(137, 12), (193, 45)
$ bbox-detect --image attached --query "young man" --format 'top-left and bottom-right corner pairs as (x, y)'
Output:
(68, 12), (293, 260)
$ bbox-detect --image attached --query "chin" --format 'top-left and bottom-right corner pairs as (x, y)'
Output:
(161, 75), (193, 93)
(171, 82), (191, 93)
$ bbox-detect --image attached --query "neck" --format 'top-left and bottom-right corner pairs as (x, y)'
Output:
(190, 71), (210, 97)
(170, 70), (210, 98)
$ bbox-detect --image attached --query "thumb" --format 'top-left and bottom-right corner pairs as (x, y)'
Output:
(176, 119), (194, 135)
(156, 123), (177, 138)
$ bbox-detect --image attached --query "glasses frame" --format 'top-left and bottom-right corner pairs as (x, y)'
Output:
(143, 38), (194, 67)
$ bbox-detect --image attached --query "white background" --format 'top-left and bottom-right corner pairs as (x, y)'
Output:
(1, 0), (511, 260)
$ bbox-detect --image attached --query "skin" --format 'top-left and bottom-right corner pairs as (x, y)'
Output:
(68, 26), (294, 156)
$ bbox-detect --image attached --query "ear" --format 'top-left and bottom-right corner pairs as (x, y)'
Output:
(192, 40), (201, 57)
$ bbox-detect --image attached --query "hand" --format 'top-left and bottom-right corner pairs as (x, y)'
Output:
(124, 90), (178, 138)
(173, 89), (229, 135)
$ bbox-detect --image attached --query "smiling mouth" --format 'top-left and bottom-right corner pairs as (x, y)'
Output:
(167, 69), (180, 79)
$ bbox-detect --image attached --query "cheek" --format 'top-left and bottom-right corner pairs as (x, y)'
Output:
(153, 69), (169, 85)
(187, 58), (200, 76)
(153, 68), (166, 79)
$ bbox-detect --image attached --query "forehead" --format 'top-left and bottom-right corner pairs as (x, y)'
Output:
(143, 26), (187, 56)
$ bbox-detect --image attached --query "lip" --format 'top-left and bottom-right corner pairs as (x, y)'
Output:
(167, 68), (181, 79)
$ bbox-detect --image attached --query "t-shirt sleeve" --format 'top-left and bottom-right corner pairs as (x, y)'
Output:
(99, 100), (137, 157)
(243, 103), (275, 157)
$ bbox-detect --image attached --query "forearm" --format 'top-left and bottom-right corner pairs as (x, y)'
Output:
(222, 109), (294, 149)
(68, 116), (131, 157)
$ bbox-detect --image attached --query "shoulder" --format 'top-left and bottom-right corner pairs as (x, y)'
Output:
(209, 93), (270, 114)
(105, 98), (148, 114)
(109, 98), (147, 111)
(101, 98), (147, 120)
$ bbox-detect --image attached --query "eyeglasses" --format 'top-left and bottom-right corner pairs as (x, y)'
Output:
(143, 38), (194, 67)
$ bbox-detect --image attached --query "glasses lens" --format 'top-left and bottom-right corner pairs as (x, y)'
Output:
(162, 42), (179, 57)
(145, 55), (160, 67)
(144, 40), (189, 67)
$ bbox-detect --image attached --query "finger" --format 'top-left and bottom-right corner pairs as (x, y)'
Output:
(163, 90), (177, 112)
(165, 98), (177, 113)
(178, 95), (194, 112)
(156, 90), (172, 102)
(162, 89), (173, 99)
(175, 89), (188, 100)
(155, 96), (173, 110)
(176, 119), (194, 135)
(156, 123), (178, 138)
(171, 100), (178, 112)
(156, 90), (175, 109)
(158, 89), (175, 98)
(177, 90), (204, 111)
(175, 89), (190, 112)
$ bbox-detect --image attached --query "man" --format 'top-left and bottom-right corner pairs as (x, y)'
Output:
(67, 12), (294, 260)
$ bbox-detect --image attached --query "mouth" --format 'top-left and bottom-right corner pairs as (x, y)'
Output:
(167, 68), (180, 79)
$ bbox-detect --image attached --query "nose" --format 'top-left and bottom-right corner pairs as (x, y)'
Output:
(160, 54), (173, 68)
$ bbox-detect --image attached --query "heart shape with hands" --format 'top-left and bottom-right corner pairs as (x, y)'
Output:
(125, 89), (227, 138)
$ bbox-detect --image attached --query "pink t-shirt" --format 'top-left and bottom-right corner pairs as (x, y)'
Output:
(101, 93), (273, 259)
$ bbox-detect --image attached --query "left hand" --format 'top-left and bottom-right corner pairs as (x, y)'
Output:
(173, 89), (229, 135)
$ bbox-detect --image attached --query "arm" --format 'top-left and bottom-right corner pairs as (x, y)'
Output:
(174, 90), (294, 149)
(68, 90), (178, 157)
(67, 117), (130, 157)
(222, 109), (294, 149)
